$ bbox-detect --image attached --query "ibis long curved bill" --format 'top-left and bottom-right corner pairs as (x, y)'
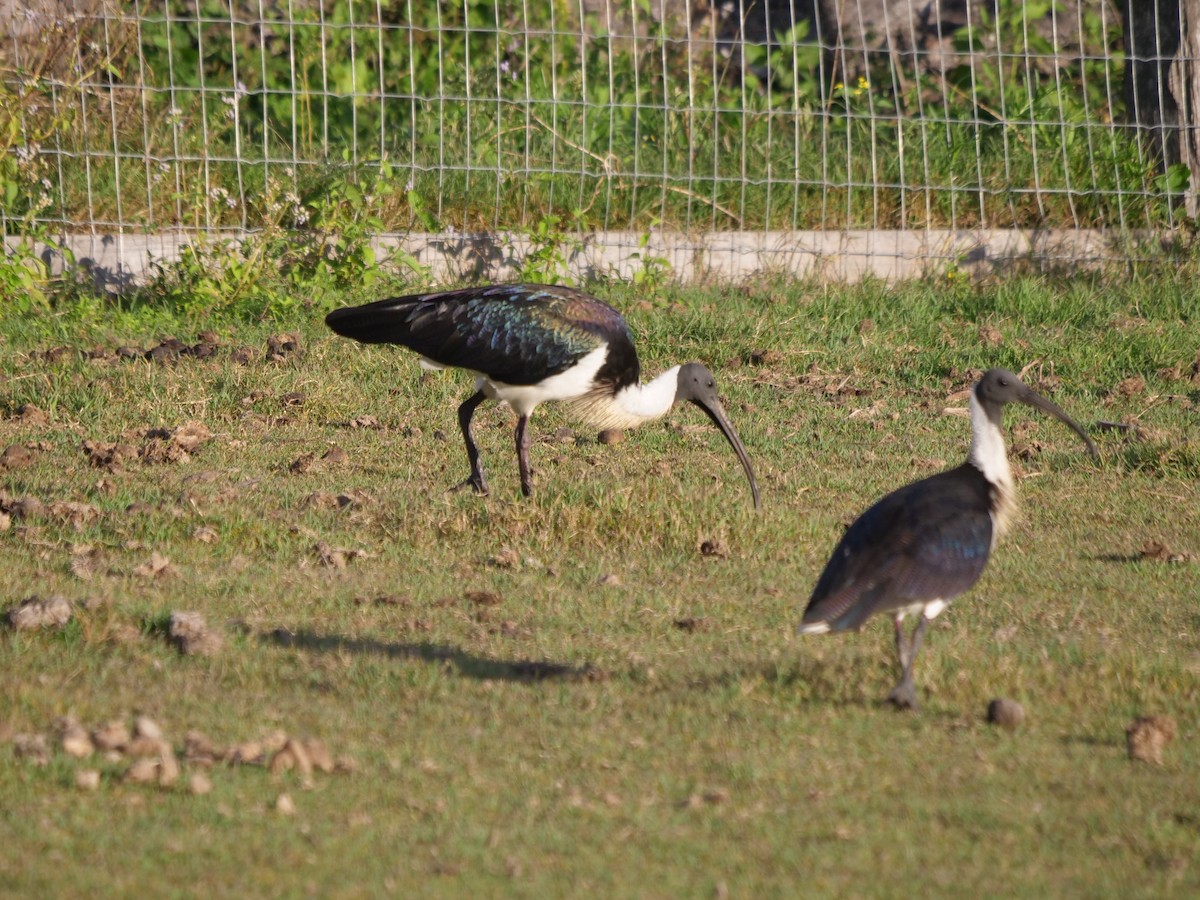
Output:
(675, 363), (761, 509)
(1014, 384), (1099, 458)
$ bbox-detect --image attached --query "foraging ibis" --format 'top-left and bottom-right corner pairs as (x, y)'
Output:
(324, 283), (760, 506)
(798, 368), (1097, 710)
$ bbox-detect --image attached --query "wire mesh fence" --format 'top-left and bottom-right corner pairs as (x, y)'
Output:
(0, 0), (1190, 281)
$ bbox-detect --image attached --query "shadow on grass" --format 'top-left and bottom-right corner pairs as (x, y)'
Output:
(676, 657), (965, 719)
(260, 626), (608, 684)
(1060, 733), (1122, 750)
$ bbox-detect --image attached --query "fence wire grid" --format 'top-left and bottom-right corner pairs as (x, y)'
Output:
(0, 0), (1190, 278)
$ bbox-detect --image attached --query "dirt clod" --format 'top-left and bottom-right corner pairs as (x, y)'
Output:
(597, 429), (624, 445)
(1114, 376), (1146, 399)
(979, 324), (1003, 347)
(58, 718), (95, 758)
(313, 542), (367, 569)
(47, 501), (100, 529)
(75, 769), (101, 791)
(192, 526), (220, 544)
(189, 772), (214, 795)
(488, 547), (521, 569)
(81, 439), (140, 470)
(183, 731), (220, 767)
(134, 716), (164, 741)
(15, 404), (50, 425)
(6, 497), (46, 521)
(1127, 715), (1177, 765)
(169, 422), (212, 453)
(275, 792), (297, 815)
(1140, 541), (1195, 564)
(270, 738), (315, 783)
(6, 595), (72, 631)
(321, 446), (349, 465)
(465, 590), (502, 607)
(266, 333), (303, 363)
(303, 739), (335, 774)
(168, 611), (224, 656)
(0, 444), (35, 469)
(986, 698), (1025, 730)
(92, 720), (131, 752)
(12, 733), (51, 766)
(289, 453), (315, 475)
(134, 552), (176, 578)
(124, 757), (160, 784)
(158, 749), (181, 787)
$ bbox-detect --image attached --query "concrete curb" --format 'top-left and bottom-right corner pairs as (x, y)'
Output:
(4, 228), (1159, 291)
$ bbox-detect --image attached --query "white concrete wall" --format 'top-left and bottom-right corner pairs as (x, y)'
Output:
(3, 228), (1156, 293)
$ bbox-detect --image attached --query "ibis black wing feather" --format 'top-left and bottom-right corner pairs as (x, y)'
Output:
(802, 464), (994, 631)
(325, 284), (639, 388)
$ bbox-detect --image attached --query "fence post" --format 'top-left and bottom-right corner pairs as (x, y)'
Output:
(1172, 0), (1200, 216)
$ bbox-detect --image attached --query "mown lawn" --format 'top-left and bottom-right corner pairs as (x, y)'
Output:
(1, 275), (1197, 896)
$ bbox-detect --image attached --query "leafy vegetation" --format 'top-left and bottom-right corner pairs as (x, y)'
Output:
(0, 275), (1197, 893)
(0, 0), (1175, 245)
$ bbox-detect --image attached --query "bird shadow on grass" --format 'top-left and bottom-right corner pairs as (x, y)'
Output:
(259, 626), (607, 684)
(1090, 553), (1155, 564)
(1060, 733), (1122, 750)
(677, 657), (963, 720)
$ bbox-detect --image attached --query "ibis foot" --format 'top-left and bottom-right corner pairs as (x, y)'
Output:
(886, 680), (920, 711)
(450, 475), (488, 495)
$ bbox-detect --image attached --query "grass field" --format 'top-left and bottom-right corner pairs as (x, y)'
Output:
(1, 274), (1198, 896)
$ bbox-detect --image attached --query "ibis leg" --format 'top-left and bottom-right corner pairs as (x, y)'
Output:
(514, 415), (533, 497)
(887, 617), (930, 711)
(892, 616), (912, 671)
(452, 390), (489, 494)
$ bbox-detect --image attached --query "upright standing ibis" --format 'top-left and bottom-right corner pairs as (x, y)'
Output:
(798, 369), (1097, 710)
(325, 283), (760, 506)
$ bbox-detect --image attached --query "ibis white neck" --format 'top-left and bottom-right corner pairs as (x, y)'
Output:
(967, 391), (1016, 538)
(569, 365), (681, 430)
(967, 392), (1012, 488)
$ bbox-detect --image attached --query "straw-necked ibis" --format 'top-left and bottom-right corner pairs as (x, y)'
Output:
(798, 368), (1097, 710)
(325, 283), (760, 506)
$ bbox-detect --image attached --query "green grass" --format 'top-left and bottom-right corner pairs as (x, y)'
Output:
(1, 275), (1198, 896)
